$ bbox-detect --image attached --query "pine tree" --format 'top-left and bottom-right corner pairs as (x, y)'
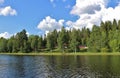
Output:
(70, 29), (79, 52)
(46, 33), (54, 51)
(57, 27), (68, 52)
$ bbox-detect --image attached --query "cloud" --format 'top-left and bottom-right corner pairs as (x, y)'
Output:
(71, 0), (106, 15)
(37, 16), (64, 33)
(66, 0), (120, 29)
(102, 5), (120, 22)
(0, 32), (12, 39)
(0, 6), (17, 16)
(0, 0), (17, 16)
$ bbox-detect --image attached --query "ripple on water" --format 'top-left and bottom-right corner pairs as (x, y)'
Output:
(0, 55), (120, 78)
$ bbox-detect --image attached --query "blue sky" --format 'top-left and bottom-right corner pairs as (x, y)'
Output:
(0, 0), (120, 38)
(0, 0), (76, 36)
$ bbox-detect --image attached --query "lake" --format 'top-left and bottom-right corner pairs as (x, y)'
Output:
(0, 55), (120, 78)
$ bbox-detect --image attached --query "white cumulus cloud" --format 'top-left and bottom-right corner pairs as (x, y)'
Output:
(37, 16), (64, 33)
(102, 5), (120, 22)
(71, 0), (106, 15)
(0, 32), (12, 39)
(67, 0), (120, 29)
(0, 6), (17, 16)
(0, 0), (17, 16)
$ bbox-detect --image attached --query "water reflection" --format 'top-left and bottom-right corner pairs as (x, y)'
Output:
(0, 56), (26, 78)
(0, 55), (120, 78)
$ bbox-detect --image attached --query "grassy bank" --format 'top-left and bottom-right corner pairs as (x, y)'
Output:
(0, 52), (120, 56)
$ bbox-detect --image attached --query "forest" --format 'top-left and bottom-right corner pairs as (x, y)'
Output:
(0, 19), (120, 53)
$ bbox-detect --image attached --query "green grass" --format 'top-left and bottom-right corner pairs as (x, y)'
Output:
(0, 52), (120, 56)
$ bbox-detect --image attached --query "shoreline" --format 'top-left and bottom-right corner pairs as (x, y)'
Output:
(0, 52), (120, 56)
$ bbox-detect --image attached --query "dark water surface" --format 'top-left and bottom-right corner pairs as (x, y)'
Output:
(0, 55), (120, 78)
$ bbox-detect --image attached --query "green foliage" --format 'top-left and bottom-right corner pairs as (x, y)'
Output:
(101, 48), (109, 52)
(37, 37), (43, 51)
(0, 19), (120, 53)
(57, 27), (69, 52)
(69, 28), (79, 52)
(31, 35), (39, 52)
(87, 25), (101, 52)
(46, 33), (54, 51)
(7, 38), (13, 52)
(0, 38), (7, 52)
(112, 19), (117, 30)
(109, 39), (118, 52)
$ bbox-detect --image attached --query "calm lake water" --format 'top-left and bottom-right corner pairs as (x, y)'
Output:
(0, 55), (120, 78)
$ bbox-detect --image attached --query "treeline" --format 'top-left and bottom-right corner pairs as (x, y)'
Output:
(0, 19), (120, 53)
